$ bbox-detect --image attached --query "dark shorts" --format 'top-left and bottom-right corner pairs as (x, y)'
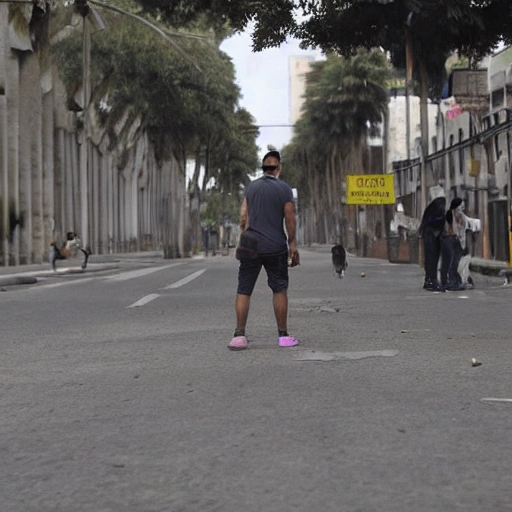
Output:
(237, 252), (289, 296)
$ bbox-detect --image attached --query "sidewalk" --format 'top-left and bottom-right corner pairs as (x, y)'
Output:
(469, 256), (510, 277)
(0, 251), (165, 287)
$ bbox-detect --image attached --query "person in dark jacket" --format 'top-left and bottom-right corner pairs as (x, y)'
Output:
(419, 197), (446, 291)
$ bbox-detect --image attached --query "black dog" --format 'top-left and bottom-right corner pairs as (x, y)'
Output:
(49, 232), (90, 271)
(331, 244), (347, 278)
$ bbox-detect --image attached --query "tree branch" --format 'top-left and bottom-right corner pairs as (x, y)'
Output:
(88, 0), (204, 73)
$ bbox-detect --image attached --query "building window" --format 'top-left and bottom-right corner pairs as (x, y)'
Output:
(492, 89), (505, 110)
(507, 85), (512, 107)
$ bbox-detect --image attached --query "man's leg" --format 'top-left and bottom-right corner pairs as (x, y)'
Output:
(229, 258), (261, 351)
(235, 293), (251, 333)
(264, 253), (299, 347)
(272, 290), (288, 332)
(440, 236), (451, 287)
(423, 228), (436, 286)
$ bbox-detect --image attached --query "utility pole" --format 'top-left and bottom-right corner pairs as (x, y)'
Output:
(405, 28), (413, 164)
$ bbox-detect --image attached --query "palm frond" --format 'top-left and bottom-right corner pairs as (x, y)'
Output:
(8, 3), (31, 38)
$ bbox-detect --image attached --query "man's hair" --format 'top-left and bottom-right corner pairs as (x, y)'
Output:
(262, 150), (281, 163)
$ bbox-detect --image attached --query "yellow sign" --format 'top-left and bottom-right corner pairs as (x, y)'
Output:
(346, 174), (396, 205)
(467, 158), (481, 177)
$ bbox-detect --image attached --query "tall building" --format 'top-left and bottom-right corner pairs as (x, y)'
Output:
(289, 55), (315, 126)
(488, 46), (512, 112)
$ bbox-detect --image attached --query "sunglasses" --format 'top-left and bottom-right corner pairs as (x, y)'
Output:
(262, 165), (278, 172)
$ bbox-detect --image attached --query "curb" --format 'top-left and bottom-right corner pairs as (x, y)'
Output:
(0, 276), (38, 288)
(0, 263), (120, 287)
(469, 259), (509, 277)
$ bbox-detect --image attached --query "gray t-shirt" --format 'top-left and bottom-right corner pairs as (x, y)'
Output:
(245, 175), (294, 254)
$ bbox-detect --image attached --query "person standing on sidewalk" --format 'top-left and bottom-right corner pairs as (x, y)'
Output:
(228, 150), (300, 351)
(441, 198), (467, 291)
(419, 197), (446, 291)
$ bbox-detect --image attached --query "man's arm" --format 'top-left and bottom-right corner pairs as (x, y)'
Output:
(284, 201), (296, 244)
(239, 198), (248, 231)
(284, 201), (300, 266)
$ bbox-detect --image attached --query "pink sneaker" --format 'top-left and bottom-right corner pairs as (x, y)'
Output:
(279, 336), (299, 347)
(228, 336), (248, 351)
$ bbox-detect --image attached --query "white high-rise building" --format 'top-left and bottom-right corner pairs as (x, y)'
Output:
(289, 55), (315, 126)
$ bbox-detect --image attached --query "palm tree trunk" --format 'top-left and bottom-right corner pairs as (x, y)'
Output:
(19, 54), (39, 263)
(0, 6), (9, 265)
(80, 15), (91, 249)
(100, 151), (107, 253)
(106, 152), (114, 252)
(419, 58), (429, 214)
(42, 89), (55, 256)
(6, 44), (20, 265)
(0, 95), (8, 266)
(71, 130), (80, 233)
(54, 128), (65, 242)
(31, 79), (44, 264)
(92, 145), (100, 253)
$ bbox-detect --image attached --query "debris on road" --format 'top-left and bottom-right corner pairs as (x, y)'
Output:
(472, 358), (482, 367)
(295, 350), (399, 362)
(319, 306), (338, 314)
(0, 275), (37, 287)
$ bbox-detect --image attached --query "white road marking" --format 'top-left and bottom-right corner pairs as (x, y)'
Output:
(163, 269), (206, 289)
(458, 295), (469, 299)
(127, 293), (160, 308)
(105, 263), (184, 282)
(481, 398), (512, 403)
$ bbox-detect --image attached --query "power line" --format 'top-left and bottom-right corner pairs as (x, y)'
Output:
(256, 124), (294, 128)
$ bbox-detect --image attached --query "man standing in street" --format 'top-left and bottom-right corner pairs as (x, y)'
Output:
(420, 196), (446, 292)
(228, 150), (300, 351)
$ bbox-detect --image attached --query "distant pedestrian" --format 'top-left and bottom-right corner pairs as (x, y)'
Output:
(441, 198), (468, 290)
(229, 150), (300, 351)
(419, 197), (446, 291)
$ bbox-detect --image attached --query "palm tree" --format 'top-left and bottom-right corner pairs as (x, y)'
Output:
(285, 49), (391, 248)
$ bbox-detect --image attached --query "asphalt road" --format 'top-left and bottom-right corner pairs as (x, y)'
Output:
(1, 248), (511, 512)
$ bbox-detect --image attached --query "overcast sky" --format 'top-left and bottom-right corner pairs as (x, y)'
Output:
(220, 30), (321, 159)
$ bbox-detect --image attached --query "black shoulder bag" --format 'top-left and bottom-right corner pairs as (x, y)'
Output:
(236, 230), (259, 261)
